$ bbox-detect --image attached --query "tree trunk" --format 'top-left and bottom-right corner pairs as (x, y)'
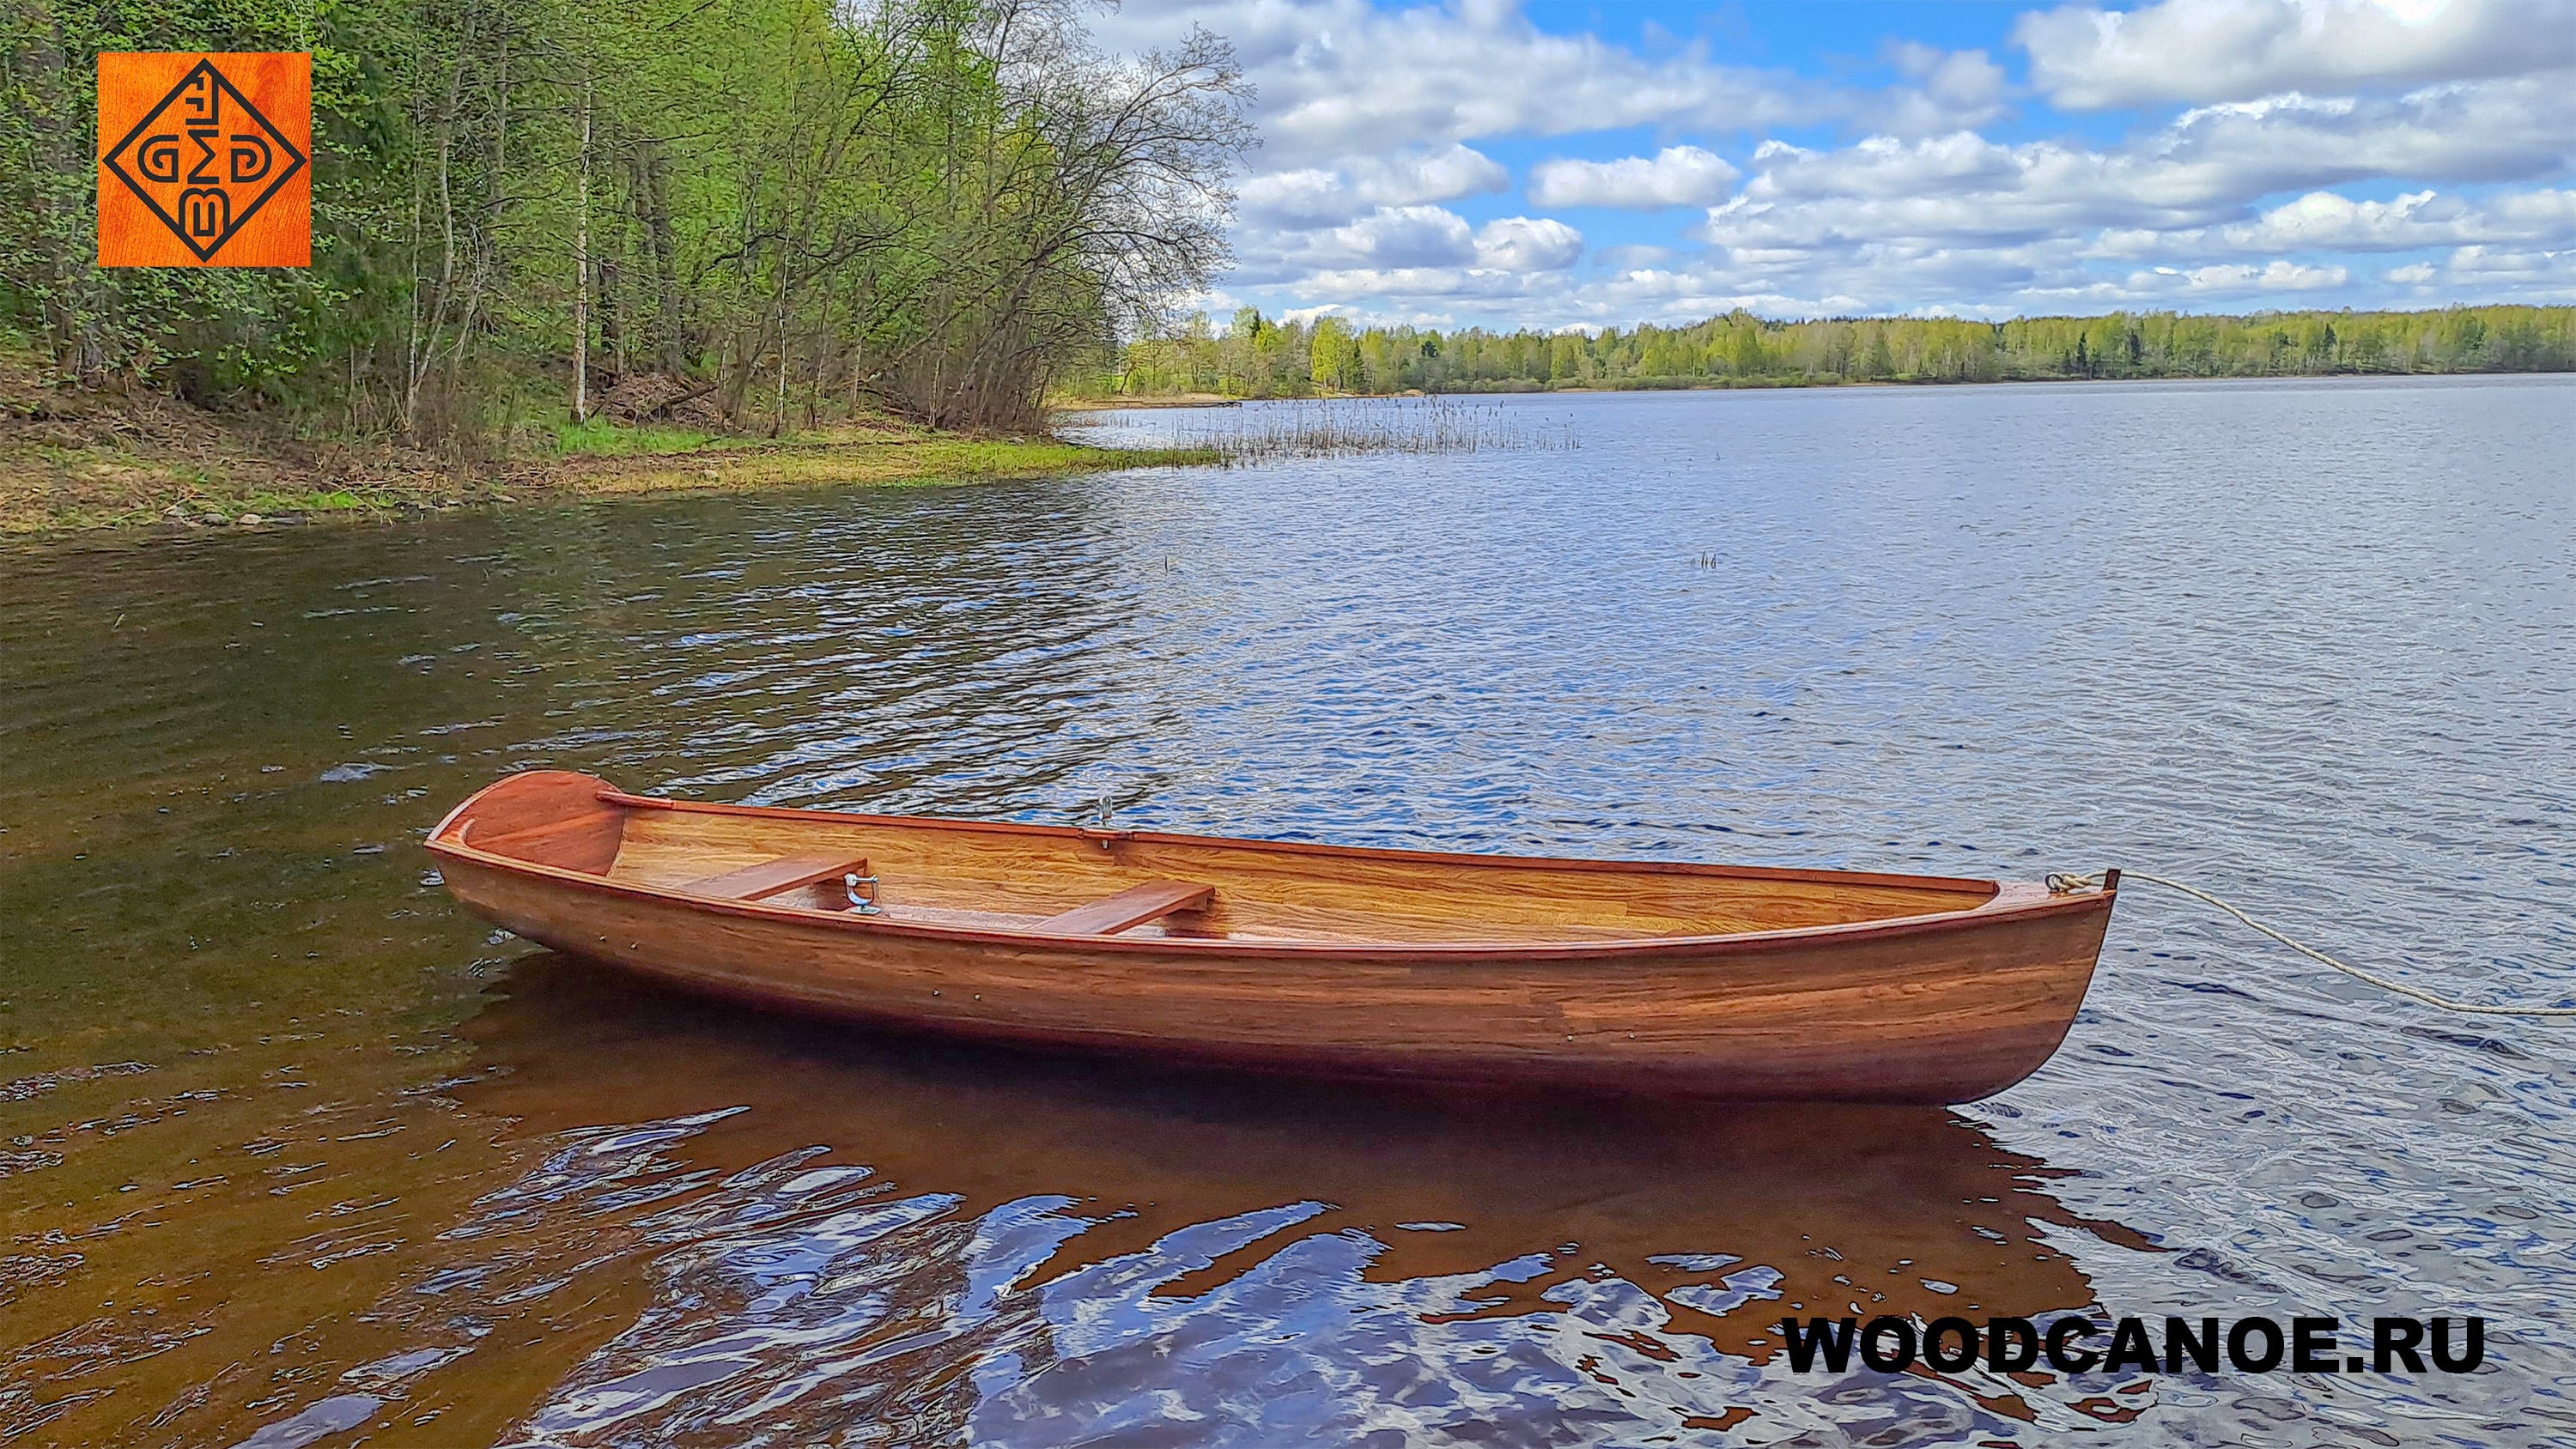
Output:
(771, 298), (788, 436)
(573, 64), (591, 422)
(598, 152), (627, 379)
(641, 143), (683, 374)
(11, 6), (98, 379)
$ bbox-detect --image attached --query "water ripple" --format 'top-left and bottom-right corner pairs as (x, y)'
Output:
(1, 377), (2571, 1445)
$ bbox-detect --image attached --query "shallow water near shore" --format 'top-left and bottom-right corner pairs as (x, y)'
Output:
(3, 375), (2572, 1446)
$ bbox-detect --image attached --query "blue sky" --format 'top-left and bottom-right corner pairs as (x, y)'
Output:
(1096, 0), (2576, 330)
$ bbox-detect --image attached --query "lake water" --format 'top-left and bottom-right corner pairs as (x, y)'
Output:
(3, 376), (2572, 1446)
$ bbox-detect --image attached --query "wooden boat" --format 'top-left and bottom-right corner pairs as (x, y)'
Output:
(427, 771), (2119, 1103)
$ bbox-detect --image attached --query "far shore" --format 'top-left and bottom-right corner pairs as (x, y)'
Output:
(1065, 368), (2573, 407)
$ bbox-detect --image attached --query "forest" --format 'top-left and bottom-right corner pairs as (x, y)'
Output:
(2, 0), (1251, 446)
(1106, 304), (2576, 399)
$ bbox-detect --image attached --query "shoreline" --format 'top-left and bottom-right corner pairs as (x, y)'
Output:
(1, 373), (1218, 538)
(1066, 367), (2575, 406)
(1048, 392), (1243, 411)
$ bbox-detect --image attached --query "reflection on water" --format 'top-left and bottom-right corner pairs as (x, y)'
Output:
(3, 376), (2572, 1445)
(419, 956), (2138, 1445)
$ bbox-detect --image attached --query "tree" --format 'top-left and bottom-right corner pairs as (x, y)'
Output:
(1084, 303), (2576, 399)
(1309, 313), (1356, 391)
(0, 0), (1255, 441)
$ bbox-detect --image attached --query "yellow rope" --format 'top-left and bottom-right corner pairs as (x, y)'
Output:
(2049, 870), (2576, 1019)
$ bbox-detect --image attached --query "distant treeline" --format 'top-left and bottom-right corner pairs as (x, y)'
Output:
(1100, 305), (2576, 398)
(3, 0), (1249, 444)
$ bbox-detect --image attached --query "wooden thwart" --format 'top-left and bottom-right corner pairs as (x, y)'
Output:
(681, 853), (869, 902)
(1037, 879), (1214, 936)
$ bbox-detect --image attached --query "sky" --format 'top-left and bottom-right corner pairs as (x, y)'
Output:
(1089, 0), (2576, 330)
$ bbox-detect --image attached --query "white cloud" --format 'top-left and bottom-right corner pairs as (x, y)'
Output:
(2161, 82), (2576, 189)
(2379, 245), (2576, 301)
(1237, 170), (1355, 227)
(1473, 216), (1584, 270)
(1239, 144), (1510, 226)
(1089, 0), (1828, 167)
(2440, 244), (2576, 294)
(1874, 45), (2013, 135)
(1698, 80), (2576, 259)
(1292, 264), (1571, 302)
(1353, 145), (1512, 206)
(1285, 211), (1583, 293)
(2221, 188), (2576, 252)
(1329, 205), (1478, 268)
(2018, 0), (2576, 109)
(1593, 244), (1674, 272)
(2174, 258), (2352, 292)
(1528, 146), (1739, 209)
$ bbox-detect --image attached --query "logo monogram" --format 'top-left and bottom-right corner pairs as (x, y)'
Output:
(98, 55), (310, 266)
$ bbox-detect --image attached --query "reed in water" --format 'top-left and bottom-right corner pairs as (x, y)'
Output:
(1098, 397), (1582, 460)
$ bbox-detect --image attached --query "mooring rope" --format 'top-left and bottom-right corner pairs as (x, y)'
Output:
(2045, 870), (2576, 1019)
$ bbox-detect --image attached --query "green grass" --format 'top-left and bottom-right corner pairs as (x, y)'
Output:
(241, 488), (380, 513)
(565, 435), (1221, 497)
(553, 418), (722, 456)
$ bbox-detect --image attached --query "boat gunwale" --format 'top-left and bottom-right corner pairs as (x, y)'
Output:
(426, 776), (2120, 962)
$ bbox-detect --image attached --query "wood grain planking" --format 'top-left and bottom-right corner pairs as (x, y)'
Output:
(428, 771), (2117, 1101)
(678, 853), (870, 901)
(1036, 880), (1215, 936)
(450, 773), (626, 874)
(606, 804), (1990, 942)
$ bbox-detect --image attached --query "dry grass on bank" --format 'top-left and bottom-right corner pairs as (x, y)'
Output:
(1048, 391), (1242, 411)
(0, 352), (1213, 536)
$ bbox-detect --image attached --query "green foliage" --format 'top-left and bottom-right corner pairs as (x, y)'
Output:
(2, 0), (1250, 445)
(1106, 305), (2576, 398)
(553, 418), (717, 455)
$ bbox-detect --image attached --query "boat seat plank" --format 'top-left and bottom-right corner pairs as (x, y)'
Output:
(878, 903), (1056, 931)
(680, 853), (869, 902)
(1037, 879), (1214, 936)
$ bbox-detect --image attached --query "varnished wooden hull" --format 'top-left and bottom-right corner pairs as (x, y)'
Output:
(427, 772), (2117, 1103)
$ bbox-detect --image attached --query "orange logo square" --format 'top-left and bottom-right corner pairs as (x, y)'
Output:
(97, 52), (311, 267)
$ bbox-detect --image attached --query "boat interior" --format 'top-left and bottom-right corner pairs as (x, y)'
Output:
(443, 774), (2004, 945)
